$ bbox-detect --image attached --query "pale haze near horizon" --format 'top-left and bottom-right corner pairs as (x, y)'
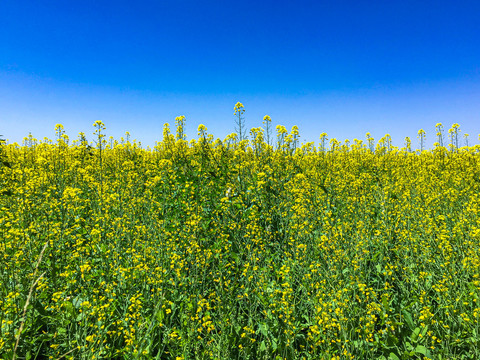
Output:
(2, 72), (479, 149)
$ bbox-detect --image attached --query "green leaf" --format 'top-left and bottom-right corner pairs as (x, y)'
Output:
(64, 301), (75, 316)
(420, 325), (429, 338)
(415, 345), (432, 358)
(402, 309), (414, 330)
(155, 309), (165, 323)
(411, 327), (421, 343)
(258, 323), (268, 337)
(271, 339), (277, 351)
(382, 295), (390, 311)
(389, 353), (400, 360)
(260, 340), (267, 352)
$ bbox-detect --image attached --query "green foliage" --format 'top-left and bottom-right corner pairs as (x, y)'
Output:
(1, 122), (480, 359)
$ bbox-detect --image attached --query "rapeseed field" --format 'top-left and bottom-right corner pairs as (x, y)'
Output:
(1, 116), (479, 359)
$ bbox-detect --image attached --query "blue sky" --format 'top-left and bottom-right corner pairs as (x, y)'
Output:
(1, 0), (479, 148)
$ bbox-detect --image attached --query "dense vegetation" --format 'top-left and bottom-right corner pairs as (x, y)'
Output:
(1, 117), (479, 359)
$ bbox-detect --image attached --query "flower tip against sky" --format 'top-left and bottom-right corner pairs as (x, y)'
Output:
(1, 0), (479, 148)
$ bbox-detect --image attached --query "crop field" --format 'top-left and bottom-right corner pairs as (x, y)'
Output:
(0, 120), (479, 360)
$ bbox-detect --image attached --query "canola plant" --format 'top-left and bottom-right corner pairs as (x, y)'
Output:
(0, 118), (479, 359)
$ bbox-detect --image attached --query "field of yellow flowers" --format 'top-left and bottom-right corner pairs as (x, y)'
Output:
(1, 119), (479, 360)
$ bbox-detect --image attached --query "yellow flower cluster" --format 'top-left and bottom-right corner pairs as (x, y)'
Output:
(0, 121), (479, 359)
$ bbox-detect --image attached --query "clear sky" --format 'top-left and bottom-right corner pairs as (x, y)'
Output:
(1, 0), (479, 148)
